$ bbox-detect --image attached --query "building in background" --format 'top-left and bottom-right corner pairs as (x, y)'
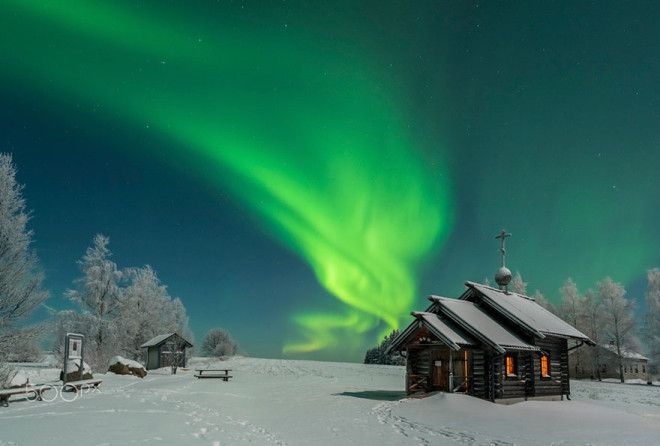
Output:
(569, 343), (650, 382)
(141, 333), (193, 370)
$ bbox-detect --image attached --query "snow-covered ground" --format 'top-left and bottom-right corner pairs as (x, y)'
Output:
(1, 357), (659, 445)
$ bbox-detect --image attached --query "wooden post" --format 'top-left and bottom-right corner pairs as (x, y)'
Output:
(448, 349), (454, 392)
(464, 350), (469, 394)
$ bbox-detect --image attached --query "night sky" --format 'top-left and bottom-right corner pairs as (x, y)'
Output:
(1, 1), (658, 361)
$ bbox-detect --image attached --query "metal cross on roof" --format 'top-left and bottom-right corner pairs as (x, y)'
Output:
(495, 229), (512, 267)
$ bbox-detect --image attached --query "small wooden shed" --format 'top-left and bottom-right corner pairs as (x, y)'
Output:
(140, 333), (193, 370)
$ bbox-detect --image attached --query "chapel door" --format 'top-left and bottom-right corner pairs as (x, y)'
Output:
(431, 350), (449, 390)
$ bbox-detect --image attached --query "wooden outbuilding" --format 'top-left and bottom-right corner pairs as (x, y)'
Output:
(388, 281), (594, 402)
(140, 333), (193, 370)
(569, 343), (650, 381)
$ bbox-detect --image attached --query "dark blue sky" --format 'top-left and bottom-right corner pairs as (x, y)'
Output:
(2, 1), (658, 360)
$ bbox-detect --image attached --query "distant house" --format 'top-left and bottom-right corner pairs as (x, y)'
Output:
(569, 343), (649, 381)
(140, 333), (193, 370)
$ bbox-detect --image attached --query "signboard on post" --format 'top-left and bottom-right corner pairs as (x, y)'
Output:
(68, 337), (82, 359)
(63, 333), (85, 384)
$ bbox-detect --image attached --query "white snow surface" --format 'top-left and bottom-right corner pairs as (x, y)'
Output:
(109, 355), (145, 370)
(0, 356), (658, 445)
(64, 359), (91, 375)
(4, 371), (28, 388)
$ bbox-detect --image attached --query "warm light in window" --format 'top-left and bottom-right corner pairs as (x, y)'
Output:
(541, 355), (550, 377)
(505, 355), (515, 375)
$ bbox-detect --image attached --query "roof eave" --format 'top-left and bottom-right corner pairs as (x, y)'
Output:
(411, 312), (462, 351)
(541, 331), (595, 346)
(385, 319), (421, 354)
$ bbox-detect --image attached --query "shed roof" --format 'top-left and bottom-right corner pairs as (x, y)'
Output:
(429, 296), (540, 353)
(464, 282), (593, 344)
(140, 333), (193, 349)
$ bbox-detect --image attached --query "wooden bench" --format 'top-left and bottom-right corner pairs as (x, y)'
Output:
(0, 385), (51, 407)
(194, 369), (232, 381)
(62, 378), (103, 393)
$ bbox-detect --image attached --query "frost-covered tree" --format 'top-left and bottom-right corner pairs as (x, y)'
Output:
(65, 234), (123, 370)
(165, 336), (188, 375)
(643, 268), (660, 376)
(559, 278), (583, 370)
(510, 271), (528, 295)
(598, 277), (637, 383)
(559, 279), (582, 326)
(117, 266), (191, 360)
(364, 330), (405, 365)
(202, 328), (238, 357)
(581, 289), (605, 380)
(0, 154), (48, 381)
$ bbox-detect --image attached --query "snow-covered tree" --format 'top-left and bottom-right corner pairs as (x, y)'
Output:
(165, 336), (188, 375)
(117, 265), (191, 360)
(510, 271), (528, 295)
(202, 328), (238, 357)
(559, 278), (584, 370)
(0, 154), (48, 381)
(65, 234), (123, 370)
(643, 268), (660, 376)
(598, 277), (637, 383)
(559, 279), (582, 327)
(581, 289), (605, 380)
(363, 330), (405, 365)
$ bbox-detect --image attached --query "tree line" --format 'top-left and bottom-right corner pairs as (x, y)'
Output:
(0, 153), (238, 384)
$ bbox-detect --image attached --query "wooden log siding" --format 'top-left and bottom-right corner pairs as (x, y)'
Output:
(559, 339), (570, 395)
(534, 337), (566, 397)
(501, 352), (529, 399)
(470, 350), (487, 399)
(491, 355), (503, 400)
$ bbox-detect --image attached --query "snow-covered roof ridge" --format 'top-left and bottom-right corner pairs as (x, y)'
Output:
(140, 332), (193, 348)
(600, 344), (649, 360)
(430, 295), (540, 354)
(465, 282), (594, 344)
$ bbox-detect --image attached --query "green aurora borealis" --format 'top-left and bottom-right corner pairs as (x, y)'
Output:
(2, 1), (659, 360)
(1, 0), (451, 354)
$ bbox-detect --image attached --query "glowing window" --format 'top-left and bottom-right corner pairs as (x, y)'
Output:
(505, 355), (516, 376)
(540, 355), (550, 378)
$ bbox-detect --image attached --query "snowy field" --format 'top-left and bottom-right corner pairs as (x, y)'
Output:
(1, 357), (659, 446)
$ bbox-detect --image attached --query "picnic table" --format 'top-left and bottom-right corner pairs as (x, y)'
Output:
(194, 369), (232, 381)
(0, 385), (51, 407)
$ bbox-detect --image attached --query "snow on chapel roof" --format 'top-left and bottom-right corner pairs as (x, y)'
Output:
(429, 296), (540, 353)
(464, 282), (593, 343)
